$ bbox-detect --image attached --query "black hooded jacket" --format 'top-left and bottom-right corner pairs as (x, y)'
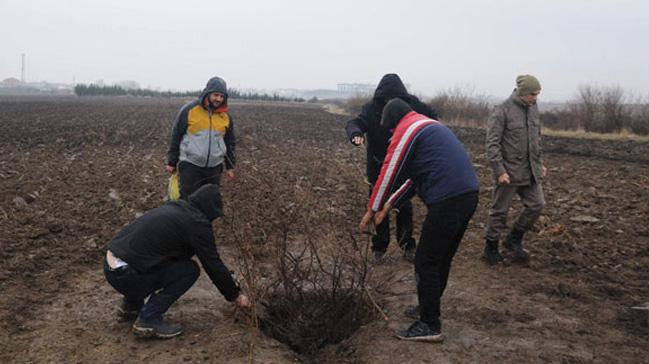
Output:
(345, 74), (438, 182)
(107, 184), (240, 301)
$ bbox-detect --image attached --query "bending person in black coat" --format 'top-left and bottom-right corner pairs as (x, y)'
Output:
(104, 184), (250, 339)
(345, 73), (438, 262)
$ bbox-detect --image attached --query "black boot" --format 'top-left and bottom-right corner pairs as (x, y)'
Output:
(132, 316), (183, 339)
(482, 239), (504, 265)
(504, 228), (529, 262)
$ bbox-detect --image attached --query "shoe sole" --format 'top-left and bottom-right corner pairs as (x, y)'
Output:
(395, 333), (444, 343)
(132, 325), (182, 339)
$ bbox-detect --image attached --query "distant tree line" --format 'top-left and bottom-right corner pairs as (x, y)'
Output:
(74, 83), (306, 102)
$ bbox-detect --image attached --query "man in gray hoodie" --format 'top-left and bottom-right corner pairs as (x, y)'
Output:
(166, 76), (236, 199)
(483, 75), (547, 265)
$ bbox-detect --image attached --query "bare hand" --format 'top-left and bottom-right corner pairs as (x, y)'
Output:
(359, 209), (375, 233)
(542, 165), (548, 177)
(224, 169), (235, 182)
(352, 136), (364, 146)
(373, 203), (391, 225)
(165, 165), (175, 174)
(498, 172), (510, 185)
(234, 294), (251, 308)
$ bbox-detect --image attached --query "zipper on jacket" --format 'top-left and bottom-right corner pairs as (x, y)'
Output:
(206, 110), (212, 167)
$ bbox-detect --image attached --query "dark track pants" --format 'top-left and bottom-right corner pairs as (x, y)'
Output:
(178, 161), (223, 200)
(104, 258), (200, 320)
(415, 192), (479, 326)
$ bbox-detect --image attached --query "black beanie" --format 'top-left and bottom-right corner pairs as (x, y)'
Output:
(381, 98), (413, 130)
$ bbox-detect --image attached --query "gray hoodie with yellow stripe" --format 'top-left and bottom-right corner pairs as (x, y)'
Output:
(167, 77), (236, 169)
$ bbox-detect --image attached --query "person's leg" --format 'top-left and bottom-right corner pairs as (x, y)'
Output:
(396, 200), (416, 255)
(414, 202), (457, 328)
(439, 193), (479, 295)
(396, 202), (452, 342)
(137, 259), (200, 321)
(196, 164), (223, 188)
(104, 258), (157, 320)
(513, 182), (545, 233)
(132, 259), (200, 339)
(505, 183), (545, 261)
(178, 161), (204, 199)
(485, 184), (517, 241)
(483, 184), (517, 265)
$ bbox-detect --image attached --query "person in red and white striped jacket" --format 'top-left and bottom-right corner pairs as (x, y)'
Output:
(359, 98), (479, 343)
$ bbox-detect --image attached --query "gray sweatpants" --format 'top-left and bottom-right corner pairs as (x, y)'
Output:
(485, 182), (545, 241)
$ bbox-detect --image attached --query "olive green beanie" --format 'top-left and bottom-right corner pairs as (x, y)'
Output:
(515, 75), (541, 96)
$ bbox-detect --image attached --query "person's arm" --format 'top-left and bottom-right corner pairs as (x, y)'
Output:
(486, 105), (507, 181)
(190, 232), (240, 302)
(345, 104), (371, 145)
(224, 113), (236, 170)
(373, 178), (416, 226)
(367, 119), (432, 214)
(166, 105), (189, 171)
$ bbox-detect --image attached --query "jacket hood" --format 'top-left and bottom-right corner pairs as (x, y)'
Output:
(373, 74), (409, 101)
(510, 90), (532, 108)
(381, 98), (414, 130)
(188, 184), (224, 222)
(199, 76), (229, 110)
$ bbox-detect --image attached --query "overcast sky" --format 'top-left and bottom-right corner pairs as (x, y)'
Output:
(1, 0), (648, 101)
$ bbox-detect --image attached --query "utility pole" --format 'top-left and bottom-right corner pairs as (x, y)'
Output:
(21, 53), (25, 84)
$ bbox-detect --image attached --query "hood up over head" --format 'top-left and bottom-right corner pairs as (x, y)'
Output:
(188, 184), (224, 221)
(373, 73), (409, 101)
(200, 76), (229, 110)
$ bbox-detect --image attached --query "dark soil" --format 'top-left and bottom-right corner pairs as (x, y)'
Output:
(0, 96), (647, 363)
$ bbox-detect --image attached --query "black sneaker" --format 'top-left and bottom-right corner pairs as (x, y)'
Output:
(482, 240), (504, 266)
(395, 320), (443, 343)
(132, 317), (183, 339)
(404, 305), (419, 320)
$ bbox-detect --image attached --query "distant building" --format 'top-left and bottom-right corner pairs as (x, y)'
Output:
(337, 83), (376, 96)
(1, 77), (21, 88)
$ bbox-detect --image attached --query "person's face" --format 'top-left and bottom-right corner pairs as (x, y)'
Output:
(520, 91), (540, 106)
(208, 92), (225, 107)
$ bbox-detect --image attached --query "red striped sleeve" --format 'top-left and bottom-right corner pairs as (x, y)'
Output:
(368, 113), (437, 211)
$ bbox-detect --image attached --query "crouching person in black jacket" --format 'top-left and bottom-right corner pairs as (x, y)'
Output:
(103, 184), (250, 339)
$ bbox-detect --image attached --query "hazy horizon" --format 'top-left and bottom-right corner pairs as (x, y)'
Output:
(1, 0), (648, 102)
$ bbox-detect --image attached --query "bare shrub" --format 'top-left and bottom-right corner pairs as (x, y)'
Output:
(217, 121), (379, 359)
(575, 85), (629, 133)
(628, 95), (649, 136)
(541, 108), (580, 131)
(428, 86), (491, 126)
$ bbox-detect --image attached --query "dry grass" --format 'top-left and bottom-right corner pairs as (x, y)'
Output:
(542, 127), (649, 142)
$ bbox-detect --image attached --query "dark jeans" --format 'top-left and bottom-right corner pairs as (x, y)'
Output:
(415, 191), (478, 326)
(368, 185), (415, 252)
(178, 161), (223, 200)
(104, 257), (200, 320)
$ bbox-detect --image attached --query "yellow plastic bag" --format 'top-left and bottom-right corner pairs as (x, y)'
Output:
(168, 172), (180, 201)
